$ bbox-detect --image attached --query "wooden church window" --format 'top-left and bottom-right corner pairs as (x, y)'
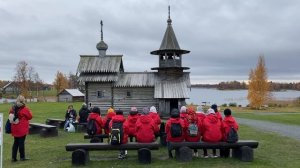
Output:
(97, 90), (104, 98)
(126, 91), (131, 98)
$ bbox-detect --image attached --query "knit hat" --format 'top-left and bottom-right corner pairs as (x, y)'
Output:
(180, 106), (187, 113)
(171, 108), (180, 118)
(149, 106), (157, 113)
(211, 104), (218, 112)
(16, 95), (25, 107)
(92, 106), (101, 115)
(207, 108), (215, 115)
(142, 107), (149, 115)
(129, 107), (138, 115)
(116, 109), (123, 115)
(107, 107), (114, 113)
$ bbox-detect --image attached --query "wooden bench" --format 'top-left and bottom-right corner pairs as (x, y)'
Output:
(83, 133), (109, 143)
(29, 123), (58, 137)
(73, 122), (87, 132)
(45, 118), (65, 129)
(65, 142), (160, 165)
(170, 140), (259, 162)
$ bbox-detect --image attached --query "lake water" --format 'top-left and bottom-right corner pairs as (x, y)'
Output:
(187, 88), (300, 107)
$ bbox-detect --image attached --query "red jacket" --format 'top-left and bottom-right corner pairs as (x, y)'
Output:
(215, 111), (223, 121)
(185, 117), (202, 142)
(10, 106), (32, 137)
(125, 114), (139, 137)
(165, 118), (185, 142)
(222, 116), (239, 141)
(202, 114), (222, 142)
(180, 113), (189, 137)
(103, 112), (116, 134)
(87, 112), (104, 135)
(196, 112), (206, 122)
(109, 115), (129, 144)
(149, 112), (161, 126)
(136, 115), (158, 143)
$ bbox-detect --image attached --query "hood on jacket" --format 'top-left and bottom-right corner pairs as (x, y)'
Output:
(139, 115), (152, 124)
(89, 112), (100, 120)
(206, 114), (219, 124)
(150, 106), (157, 113)
(112, 115), (125, 123)
(224, 116), (236, 125)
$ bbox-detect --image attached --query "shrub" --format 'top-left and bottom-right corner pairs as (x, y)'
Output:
(221, 103), (227, 107)
(229, 102), (237, 107)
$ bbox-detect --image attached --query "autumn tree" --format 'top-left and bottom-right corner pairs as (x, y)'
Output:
(247, 55), (270, 109)
(14, 61), (32, 97)
(53, 71), (69, 94)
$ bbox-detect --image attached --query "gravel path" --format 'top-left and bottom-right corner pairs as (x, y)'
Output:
(236, 118), (300, 140)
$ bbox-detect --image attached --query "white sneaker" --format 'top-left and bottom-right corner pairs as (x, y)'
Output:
(195, 152), (199, 157)
(204, 155), (209, 158)
(213, 155), (219, 158)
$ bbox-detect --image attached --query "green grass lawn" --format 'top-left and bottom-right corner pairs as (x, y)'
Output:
(1, 102), (300, 168)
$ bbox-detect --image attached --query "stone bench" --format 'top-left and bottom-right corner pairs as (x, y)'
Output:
(65, 141), (160, 165)
(29, 123), (58, 137)
(45, 118), (65, 129)
(170, 140), (259, 162)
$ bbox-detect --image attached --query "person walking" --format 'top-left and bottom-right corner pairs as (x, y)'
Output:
(9, 95), (33, 162)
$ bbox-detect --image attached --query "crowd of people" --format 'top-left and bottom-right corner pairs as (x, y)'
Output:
(64, 103), (239, 159)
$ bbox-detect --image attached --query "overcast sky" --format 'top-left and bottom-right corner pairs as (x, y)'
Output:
(1, 0), (300, 84)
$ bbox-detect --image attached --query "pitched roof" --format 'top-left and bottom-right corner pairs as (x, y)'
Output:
(78, 74), (118, 83)
(77, 55), (123, 73)
(63, 89), (84, 97)
(114, 72), (157, 87)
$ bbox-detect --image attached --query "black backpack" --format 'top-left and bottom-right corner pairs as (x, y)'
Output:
(227, 127), (238, 143)
(87, 119), (97, 136)
(110, 121), (123, 145)
(170, 122), (182, 138)
(5, 119), (11, 134)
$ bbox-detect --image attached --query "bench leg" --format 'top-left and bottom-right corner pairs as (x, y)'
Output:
(233, 146), (254, 162)
(72, 149), (89, 166)
(138, 148), (151, 164)
(175, 146), (193, 162)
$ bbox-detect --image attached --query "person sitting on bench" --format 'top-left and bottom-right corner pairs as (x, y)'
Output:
(64, 105), (77, 130)
(165, 108), (186, 159)
(78, 103), (90, 123)
(136, 107), (159, 143)
(87, 107), (104, 141)
(125, 107), (139, 142)
(103, 107), (116, 135)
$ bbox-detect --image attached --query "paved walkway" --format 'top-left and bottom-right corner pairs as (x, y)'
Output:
(236, 118), (300, 140)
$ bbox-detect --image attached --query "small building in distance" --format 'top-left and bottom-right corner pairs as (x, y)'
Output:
(77, 7), (191, 116)
(58, 89), (85, 102)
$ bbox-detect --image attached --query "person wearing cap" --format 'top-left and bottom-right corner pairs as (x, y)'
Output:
(9, 95), (32, 162)
(78, 103), (90, 123)
(211, 104), (222, 121)
(125, 107), (139, 142)
(149, 106), (161, 125)
(202, 108), (222, 158)
(179, 106), (189, 137)
(87, 106), (104, 135)
(165, 108), (186, 158)
(196, 106), (206, 122)
(103, 107), (116, 135)
(109, 109), (129, 159)
(135, 107), (159, 143)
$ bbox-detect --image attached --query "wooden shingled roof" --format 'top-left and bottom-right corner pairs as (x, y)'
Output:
(77, 55), (124, 73)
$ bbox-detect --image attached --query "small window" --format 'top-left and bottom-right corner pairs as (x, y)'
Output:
(97, 91), (104, 98)
(126, 91), (131, 97)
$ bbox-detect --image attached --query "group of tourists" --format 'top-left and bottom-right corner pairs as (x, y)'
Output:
(72, 103), (239, 159)
(166, 104), (239, 158)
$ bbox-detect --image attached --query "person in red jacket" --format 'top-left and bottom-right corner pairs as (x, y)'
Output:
(136, 107), (159, 143)
(87, 107), (104, 135)
(185, 107), (202, 157)
(149, 106), (161, 136)
(109, 109), (129, 159)
(195, 106), (206, 122)
(125, 107), (139, 142)
(103, 107), (116, 135)
(165, 108), (185, 158)
(9, 95), (32, 162)
(221, 108), (239, 157)
(202, 108), (222, 158)
(211, 104), (222, 121)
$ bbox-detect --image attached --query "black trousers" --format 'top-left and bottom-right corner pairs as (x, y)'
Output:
(12, 135), (26, 160)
